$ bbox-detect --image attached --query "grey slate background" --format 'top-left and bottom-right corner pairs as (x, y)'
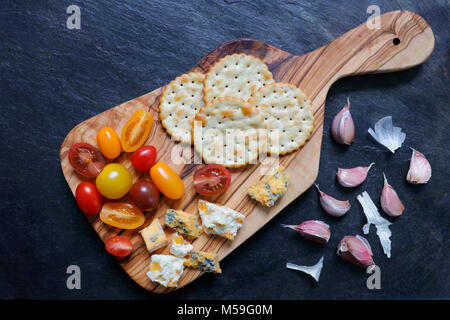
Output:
(0, 0), (449, 299)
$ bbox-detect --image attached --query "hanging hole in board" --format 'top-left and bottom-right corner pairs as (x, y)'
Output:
(393, 38), (400, 46)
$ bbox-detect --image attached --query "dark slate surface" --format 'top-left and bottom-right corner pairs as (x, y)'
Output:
(0, 0), (449, 300)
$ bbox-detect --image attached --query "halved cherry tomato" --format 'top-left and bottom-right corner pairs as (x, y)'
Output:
(97, 127), (121, 159)
(75, 181), (103, 215)
(68, 143), (106, 178)
(100, 203), (145, 229)
(96, 163), (132, 199)
(129, 180), (160, 211)
(193, 164), (231, 196)
(150, 161), (184, 200)
(131, 145), (157, 172)
(105, 236), (133, 257)
(121, 110), (153, 152)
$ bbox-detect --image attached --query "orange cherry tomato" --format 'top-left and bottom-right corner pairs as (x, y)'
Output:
(150, 161), (184, 200)
(100, 203), (145, 229)
(120, 110), (153, 152)
(97, 127), (121, 159)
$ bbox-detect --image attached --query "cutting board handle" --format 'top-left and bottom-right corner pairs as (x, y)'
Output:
(295, 10), (434, 91)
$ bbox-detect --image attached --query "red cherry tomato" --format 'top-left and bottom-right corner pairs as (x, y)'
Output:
(105, 236), (133, 257)
(193, 164), (231, 196)
(129, 180), (160, 212)
(75, 181), (103, 215)
(68, 143), (106, 178)
(131, 146), (157, 172)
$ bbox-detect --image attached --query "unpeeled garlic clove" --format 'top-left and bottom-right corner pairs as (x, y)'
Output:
(406, 148), (431, 184)
(331, 97), (355, 145)
(381, 173), (405, 216)
(282, 220), (331, 244)
(315, 184), (350, 217)
(336, 163), (374, 188)
(337, 235), (375, 267)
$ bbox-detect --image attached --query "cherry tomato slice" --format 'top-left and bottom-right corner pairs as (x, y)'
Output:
(105, 236), (133, 257)
(95, 163), (132, 199)
(100, 203), (145, 229)
(129, 180), (160, 211)
(193, 164), (231, 196)
(75, 181), (103, 215)
(97, 127), (122, 159)
(121, 110), (153, 152)
(150, 161), (184, 200)
(131, 145), (157, 172)
(68, 143), (106, 178)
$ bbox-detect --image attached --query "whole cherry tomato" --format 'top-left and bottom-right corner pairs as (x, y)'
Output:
(121, 110), (153, 152)
(97, 127), (121, 159)
(100, 203), (145, 229)
(150, 161), (184, 200)
(105, 236), (133, 257)
(96, 163), (132, 199)
(129, 180), (160, 211)
(68, 143), (106, 178)
(193, 164), (231, 196)
(131, 146), (157, 172)
(75, 181), (103, 215)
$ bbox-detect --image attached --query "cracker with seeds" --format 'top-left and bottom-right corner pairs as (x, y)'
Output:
(193, 97), (264, 167)
(203, 54), (273, 103)
(159, 72), (205, 144)
(247, 83), (314, 155)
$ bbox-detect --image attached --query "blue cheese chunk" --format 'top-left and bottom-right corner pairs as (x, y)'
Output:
(247, 166), (289, 207)
(198, 200), (245, 240)
(146, 254), (184, 288)
(164, 209), (202, 239)
(184, 250), (221, 274)
(139, 219), (167, 253)
(170, 232), (193, 258)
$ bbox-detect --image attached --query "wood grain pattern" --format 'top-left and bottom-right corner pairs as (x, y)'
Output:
(59, 11), (434, 293)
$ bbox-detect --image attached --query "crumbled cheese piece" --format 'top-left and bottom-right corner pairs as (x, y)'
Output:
(146, 254), (184, 288)
(184, 250), (222, 274)
(247, 166), (289, 207)
(164, 209), (202, 239)
(170, 232), (193, 258)
(139, 219), (167, 253)
(198, 200), (245, 240)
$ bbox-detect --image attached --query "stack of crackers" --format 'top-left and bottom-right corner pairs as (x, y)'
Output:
(159, 53), (314, 168)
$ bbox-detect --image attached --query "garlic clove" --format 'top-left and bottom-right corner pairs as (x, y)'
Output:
(282, 220), (330, 244)
(336, 163), (374, 188)
(406, 148), (431, 184)
(381, 173), (405, 216)
(286, 256), (324, 282)
(331, 97), (355, 145)
(315, 184), (350, 217)
(337, 235), (375, 267)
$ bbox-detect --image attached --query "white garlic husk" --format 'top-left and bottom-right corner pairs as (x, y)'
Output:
(286, 257), (324, 282)
(331, 97), (355, 145)
(368, 116), (405, 153)
(406, 148), (431, 184)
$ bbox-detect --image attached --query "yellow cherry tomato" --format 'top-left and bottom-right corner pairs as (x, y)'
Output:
(150, 161), (184, 200)
(96, 163), (132, 199)
(100, 203), (145, 229)
(121, 110), (153, 152)
(97, 127), (121, 159)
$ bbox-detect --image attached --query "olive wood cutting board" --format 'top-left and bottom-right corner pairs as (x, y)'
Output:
(60, 10), (434, 293)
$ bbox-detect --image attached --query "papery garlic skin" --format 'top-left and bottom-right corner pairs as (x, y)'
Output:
(282, 220), (331, 244)
(331, 97), (355, 145)
(406, 148), (431, 184)
(336, 163), (374, 188)
(286, 256), (324, 282)
(381, 173), (405, 216)
(368, 116), (405, 153)
(337, 235), (375, 267)
(315, 184), (350, 217)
